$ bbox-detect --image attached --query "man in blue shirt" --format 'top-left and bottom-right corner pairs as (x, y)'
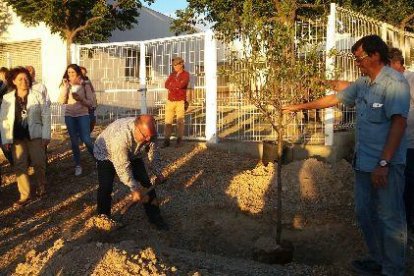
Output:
(388, 47), (414, 234)
(283, 35), (409, 276)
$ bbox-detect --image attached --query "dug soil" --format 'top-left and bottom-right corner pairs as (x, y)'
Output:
(1, 130), (413, 275)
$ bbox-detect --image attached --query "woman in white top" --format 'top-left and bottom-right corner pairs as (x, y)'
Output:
(0, 67), (51, 207)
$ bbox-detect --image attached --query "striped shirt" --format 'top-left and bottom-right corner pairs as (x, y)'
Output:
(93, 117), (162, 190)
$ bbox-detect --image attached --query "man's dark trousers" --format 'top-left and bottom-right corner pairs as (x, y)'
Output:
(97, 158), (157, 216)
(405, 148), (414, 230)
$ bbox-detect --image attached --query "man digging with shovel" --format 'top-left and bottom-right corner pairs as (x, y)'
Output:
(93, 115), (168, 231)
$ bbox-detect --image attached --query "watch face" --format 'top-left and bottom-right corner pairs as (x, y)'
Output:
(379, 160), (388, 167)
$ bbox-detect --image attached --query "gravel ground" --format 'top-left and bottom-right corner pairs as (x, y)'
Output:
(0, 130), (413, 275)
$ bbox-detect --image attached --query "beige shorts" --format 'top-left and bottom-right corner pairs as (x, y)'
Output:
(165, 100), (185, 124)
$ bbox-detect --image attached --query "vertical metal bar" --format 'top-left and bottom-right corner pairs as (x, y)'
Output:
(71, 43), (80, 64)
(381, 23), (388, 42)
(324, 3), (336, 146)
(204, 30), (217, 143)
(6, 52), (11, 68)
(139, 42), (147, 114)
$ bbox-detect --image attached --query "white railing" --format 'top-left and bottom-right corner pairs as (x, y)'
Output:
(71, 32), (213, 140)
(325, 3), (414, 143)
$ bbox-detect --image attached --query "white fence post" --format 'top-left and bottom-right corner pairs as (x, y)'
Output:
(139, 42), (147, 114)
(381, 23), (388, 42)
(324, 3), (336, 146)
(6, 52), (11, 68)
(204, 30), (218, 144)
(70, 43), (80, 64)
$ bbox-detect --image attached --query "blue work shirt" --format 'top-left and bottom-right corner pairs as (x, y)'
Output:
(336, 66), (410, 172)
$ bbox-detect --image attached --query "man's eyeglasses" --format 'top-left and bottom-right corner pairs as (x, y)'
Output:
(353, 54), (369, 63)
(137, 125), (151, 142)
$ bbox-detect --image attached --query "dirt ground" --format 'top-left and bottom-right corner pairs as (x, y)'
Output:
(0, 130), (413, 275)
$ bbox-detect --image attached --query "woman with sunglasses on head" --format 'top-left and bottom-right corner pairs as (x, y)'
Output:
(0, 67), (51, 207)
(58, 64), (94, 176)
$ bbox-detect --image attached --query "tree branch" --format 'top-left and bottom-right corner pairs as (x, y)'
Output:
(272, 0), (281, 13)
(70, 16), (102, 39)
(406, 23), (414, 29)
(400, 13), (414, 29)
(297, 3), (324, 9)
(256, 99), (279, 135)
(68, 0), (130, 40)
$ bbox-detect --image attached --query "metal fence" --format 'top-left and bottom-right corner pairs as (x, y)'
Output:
(50, 4), (414, 145)
(73, 33), (207, 140)
(214, 17), (329, 144)
(330, 5), (414, 131)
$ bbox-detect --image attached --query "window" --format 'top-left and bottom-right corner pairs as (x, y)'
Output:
(124, 48), (139, 80)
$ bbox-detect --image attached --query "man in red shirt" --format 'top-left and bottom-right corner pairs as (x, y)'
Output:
(163, 57), (190, 147)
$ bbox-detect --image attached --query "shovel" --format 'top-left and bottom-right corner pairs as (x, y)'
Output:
(119, 178), (166, 216)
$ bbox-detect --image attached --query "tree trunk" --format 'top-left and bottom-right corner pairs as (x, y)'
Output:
(275, 116), (284, 244)
(66, 36), (73, 65)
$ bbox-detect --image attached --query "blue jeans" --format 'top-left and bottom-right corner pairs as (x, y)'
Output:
(404, 148), (414, 228)
(355, 166), (407, 276)
(65, 115), (94, 166)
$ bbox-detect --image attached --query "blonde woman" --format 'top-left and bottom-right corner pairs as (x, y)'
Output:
(0, 67), (51, 207)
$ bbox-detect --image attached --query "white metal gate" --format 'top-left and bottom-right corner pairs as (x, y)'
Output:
(77, 33), (208, 140)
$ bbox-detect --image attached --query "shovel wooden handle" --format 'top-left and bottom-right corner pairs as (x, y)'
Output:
(119, 184), (158, 215)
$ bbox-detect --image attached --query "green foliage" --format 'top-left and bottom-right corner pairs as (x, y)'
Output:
(172, 0), (328, 37)
(361, 0), (414, 31)
(174, 0), (414, 35)
(219, 0), (327, 136)
(0, 1), (12, 39)
(2, 0), (155, 43)
(169, 9), (198, 35)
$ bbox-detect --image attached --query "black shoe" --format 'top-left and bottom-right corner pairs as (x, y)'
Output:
(148, 213), (169, 231)
(175, 138), (183, 148)
(161, 139), (170, 148)
(351, 258), (382, 275)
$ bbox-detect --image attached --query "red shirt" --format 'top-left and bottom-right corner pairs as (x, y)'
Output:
(165, 70), (190, 101)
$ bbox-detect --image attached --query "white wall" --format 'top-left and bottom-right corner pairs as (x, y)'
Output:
(109, 7), (176, 42)
(0, 9), (67, 102)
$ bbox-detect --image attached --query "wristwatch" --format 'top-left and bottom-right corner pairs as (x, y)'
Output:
(378, 159), (389, 167)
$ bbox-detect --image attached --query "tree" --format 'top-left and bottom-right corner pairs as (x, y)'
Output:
(172, 0), (414, 34)
(170, 9), (198, 35)
(334, 0), (414, 31)
(171, 0), (329, 36)
(363, 0), (414, 31)
(3, 0), (155, 64)
(176, 0), (329, 251)
(0, 0), (12, 39)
